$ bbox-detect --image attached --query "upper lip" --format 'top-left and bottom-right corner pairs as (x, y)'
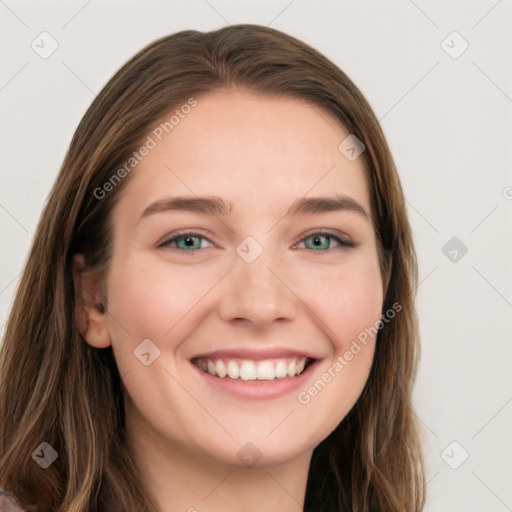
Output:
(190, 348), (320, 361)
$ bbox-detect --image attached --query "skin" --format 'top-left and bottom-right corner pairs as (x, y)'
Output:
(76, 89), (386, 512)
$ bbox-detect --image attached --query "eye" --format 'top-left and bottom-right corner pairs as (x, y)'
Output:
(158, 233), (214, 251)
(295, 231), (356, 251)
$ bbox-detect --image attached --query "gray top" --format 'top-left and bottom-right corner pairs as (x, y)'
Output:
(0, 491), (25, 512)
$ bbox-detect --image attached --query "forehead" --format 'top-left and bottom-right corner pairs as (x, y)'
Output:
(117, 89), (370, 221)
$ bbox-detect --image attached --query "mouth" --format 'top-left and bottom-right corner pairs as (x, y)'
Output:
(191, 356), (314, 381)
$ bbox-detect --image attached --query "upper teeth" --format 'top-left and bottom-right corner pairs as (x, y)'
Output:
(196, 357), (307, 381)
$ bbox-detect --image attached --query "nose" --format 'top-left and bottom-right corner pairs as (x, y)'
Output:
(218, 249), (298, 328)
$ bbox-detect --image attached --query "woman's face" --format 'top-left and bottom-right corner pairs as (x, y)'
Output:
(98, 90), (385, 466)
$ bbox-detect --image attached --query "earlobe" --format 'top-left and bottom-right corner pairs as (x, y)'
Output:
(83, 323), (112, 349)
(72, 254), (112, 349)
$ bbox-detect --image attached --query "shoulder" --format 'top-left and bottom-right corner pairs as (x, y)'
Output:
(0, 491), (26, 512)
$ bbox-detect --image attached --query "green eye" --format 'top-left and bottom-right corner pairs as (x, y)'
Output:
(160, 234), (212, 251)
(175, 235), (203, 250)
(159, 232), (355, 252)
(304, 235), (332, 250)
(298, 232), (356, 251)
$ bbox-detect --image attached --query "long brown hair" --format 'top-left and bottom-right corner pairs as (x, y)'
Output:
(0, 24), (425, 511)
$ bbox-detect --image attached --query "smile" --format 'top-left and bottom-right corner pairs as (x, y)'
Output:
(192, 357), (311, 381)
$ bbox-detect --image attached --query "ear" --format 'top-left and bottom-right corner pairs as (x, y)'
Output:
(73, 254), (111, 348)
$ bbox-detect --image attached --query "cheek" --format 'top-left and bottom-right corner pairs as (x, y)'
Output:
(280, 253), (384, 444)
(296, 266), (382, 427)
(105, 254), (222, 352)
(333, 274), (383, 347)
(302, 253), (384, 350)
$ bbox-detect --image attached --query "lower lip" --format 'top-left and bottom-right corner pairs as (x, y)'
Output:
(191, 361), (319, 400)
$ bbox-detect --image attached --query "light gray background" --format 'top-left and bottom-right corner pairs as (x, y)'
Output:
(1, 1), (511, 510)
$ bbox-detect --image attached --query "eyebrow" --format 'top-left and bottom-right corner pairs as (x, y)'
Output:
(286, 196), (370, 220)
(139, 194), (370, 222)
(140, 196), (232, 220)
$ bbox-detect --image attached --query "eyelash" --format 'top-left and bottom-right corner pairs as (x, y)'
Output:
(157, 229), (357, 252)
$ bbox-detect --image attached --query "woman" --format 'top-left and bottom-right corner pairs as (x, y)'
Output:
(0, 24), (425, 511)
